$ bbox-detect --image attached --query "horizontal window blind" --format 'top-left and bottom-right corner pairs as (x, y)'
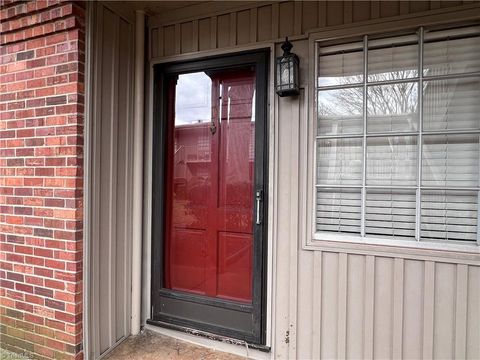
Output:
(365, 189), (416, 238)
(421, 191), (478, 242)
(316, 25), (480, 244)
(316, 189), (361, 234)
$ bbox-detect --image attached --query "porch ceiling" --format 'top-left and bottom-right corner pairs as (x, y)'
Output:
(121, 0), (264, 25)
(130, 1), (208, 15)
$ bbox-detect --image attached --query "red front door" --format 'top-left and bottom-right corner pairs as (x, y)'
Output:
(164, 69), (256, 303)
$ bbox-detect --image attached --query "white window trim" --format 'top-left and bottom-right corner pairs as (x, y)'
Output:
(304, 15), (480, 262)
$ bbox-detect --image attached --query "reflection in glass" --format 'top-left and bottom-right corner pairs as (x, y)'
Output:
(368, 44), (418, 82)
(367, 136), (418, 186)
(422, 134), (479, 188)
(317, 138), (363, 185)
(367, 83), (418, 133)
(424, 36), (480, 77)
(318, 88), (363, 135)
(318, 50), (364, 87)
(423, 77), (480, 131)
(164, 70), (256, 303)
(175, 72), (212, 125)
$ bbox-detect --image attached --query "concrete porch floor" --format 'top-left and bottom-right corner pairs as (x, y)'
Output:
(105, 330), (248, 360)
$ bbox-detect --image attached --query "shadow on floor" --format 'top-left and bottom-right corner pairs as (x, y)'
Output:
(104, 330), (248, 360)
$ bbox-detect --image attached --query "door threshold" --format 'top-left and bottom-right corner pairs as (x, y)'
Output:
(145, 320), (271, 359)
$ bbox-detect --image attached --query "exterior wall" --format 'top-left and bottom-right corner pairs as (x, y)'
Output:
(0, 1), (85, 359)
(149, 0), (476, 58)
(147, 1), (480, 359)
(85, 2), (134, 359)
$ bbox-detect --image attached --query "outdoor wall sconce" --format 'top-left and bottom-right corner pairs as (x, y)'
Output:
(275, 37), (300, 97)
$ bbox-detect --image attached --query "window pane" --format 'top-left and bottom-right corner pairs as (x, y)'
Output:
(318, 50), (364, 87)
(424, 35), (480, 77)
(423, 77), (480, 131)
(422, 134), (479, 188)
(316, 188), (361, 235)
(318, 88), (363, 135)
(421, 190), (478, 242)
(368, 44), (418, 82)
(317, 138), (363, 186)
(367, 136), (418, 186)
(365, 189), (416, 239)
(367, 82), (418, 133)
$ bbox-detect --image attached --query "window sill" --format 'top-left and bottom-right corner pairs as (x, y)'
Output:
(305, 233), (480, 264)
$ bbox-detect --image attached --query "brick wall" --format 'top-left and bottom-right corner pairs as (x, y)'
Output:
(0, 1), (85, 359)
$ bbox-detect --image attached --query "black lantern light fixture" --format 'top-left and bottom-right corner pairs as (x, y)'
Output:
(275, 37), (300, 97)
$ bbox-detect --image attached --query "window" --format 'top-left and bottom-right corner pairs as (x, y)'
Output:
(315, 25), (480, 244)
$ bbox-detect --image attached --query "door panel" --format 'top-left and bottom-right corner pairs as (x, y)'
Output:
(217, 232), (252, 302)
(151, 51), (268, 344)
(165, 70), (255, 301)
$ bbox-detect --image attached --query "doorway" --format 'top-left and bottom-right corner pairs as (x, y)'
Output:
(150, 51), (269, 345)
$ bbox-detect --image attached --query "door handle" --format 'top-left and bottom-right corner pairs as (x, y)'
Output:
(255, 190), (263, 225)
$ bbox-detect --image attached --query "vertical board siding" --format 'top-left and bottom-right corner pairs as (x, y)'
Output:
(327, 1), (344, 26)
(149, 0), (474, 59)
(163, 25), (175, 56)
(278, 2), (295, 38)
(434, 263), (456, 359)
(320, 252), (339, 359)
(91, 3), (134, 358)
(237, 10), (251, 45)
(198, 18), (211, 51)
(146, 2), (480, 359)
(402, 260), (424, 359)
(98, 7), (117, 352)
(295, 249), (314, 360)
(217, 14), (231, 48)
(346, 255), (365, 359)
(180, 22), (194, 54)
(257, 5), (272, 41)
(373, 257), (394, 359)
(301, 1), (318, 33)
(466, 266), (480, 359)
(311, 253), (480, 359)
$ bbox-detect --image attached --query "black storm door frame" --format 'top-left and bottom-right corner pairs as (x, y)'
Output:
(149, 50), (269, 346)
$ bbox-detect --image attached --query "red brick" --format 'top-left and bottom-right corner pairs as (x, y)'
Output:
(1, 2), (85, 358)
(25, 312), (45, 324)
(15, 283), (33, 293)
(22, 297), (44, 312)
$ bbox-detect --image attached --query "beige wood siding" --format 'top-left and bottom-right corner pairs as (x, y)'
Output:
(293, 252), (480, 359)
(149, 0), (477, 60)
(146, 1), (480, 359)
(88, 2), (134, 358)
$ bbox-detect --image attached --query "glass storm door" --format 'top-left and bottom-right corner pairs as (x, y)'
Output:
(150, 52), (268, 345)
